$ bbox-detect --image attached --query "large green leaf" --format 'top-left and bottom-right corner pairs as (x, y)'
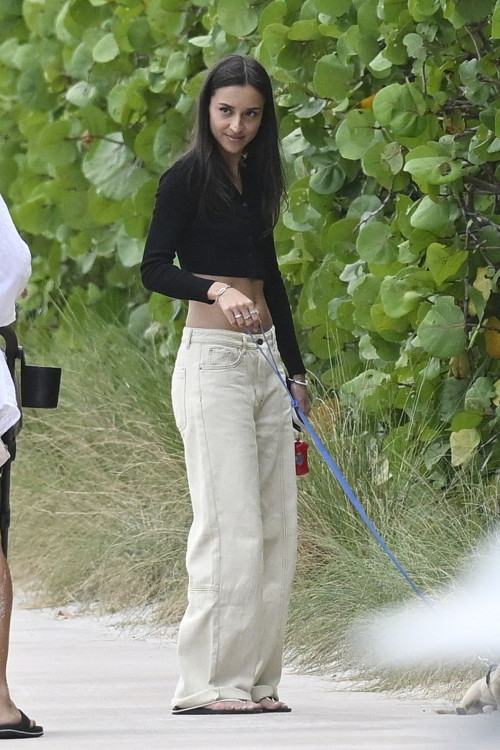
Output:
(450, 428), (480, 466)
(116, 226), (143, 267)
(315, 0), (351, 16)
(17, 66), (57, 111)
(66, 81), (99, 107)
(456, 0), (495, 23)
(35, 120), (77, 165)
(92, 33), (120, 63)
(356, 222), (398, 264)
(426, 243), (468, 285)
(82, 133), (150, 200)
(408, 0), (440, 21)
(288, 20), (320, 41)
(313, 53), (355, 101)
(380, 277), (423, 318)
(217, 0), (258, 36)
(417, 296), (466, 358)
(439, 378), (469, 422)
(336, 109), (382, 160)
(404, 156), (464, 185)
(464, 377), (496, 414)
(310, 165), (345, 194)
(340, 370), (392, 410)
(258, 0), (287, 33)
(373, 83), (427, 138)
(410, 196), (455, 235)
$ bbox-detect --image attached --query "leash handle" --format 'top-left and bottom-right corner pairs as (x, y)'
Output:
(249, 326), (431, 608)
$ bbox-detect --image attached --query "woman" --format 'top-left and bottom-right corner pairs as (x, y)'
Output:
(141, 54), (310, 715)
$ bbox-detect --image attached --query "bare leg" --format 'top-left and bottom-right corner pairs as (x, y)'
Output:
(0, 542), (36, 727)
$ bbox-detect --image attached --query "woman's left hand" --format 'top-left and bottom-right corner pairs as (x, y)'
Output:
(288, 379), (311, 417)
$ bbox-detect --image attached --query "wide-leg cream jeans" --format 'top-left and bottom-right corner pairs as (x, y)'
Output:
(171, 326), (297, 710)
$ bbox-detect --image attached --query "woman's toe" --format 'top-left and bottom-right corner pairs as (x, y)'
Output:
(259, 697), (288, 711)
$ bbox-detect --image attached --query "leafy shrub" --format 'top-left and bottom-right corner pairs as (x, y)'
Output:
(3, 0), (500, 475)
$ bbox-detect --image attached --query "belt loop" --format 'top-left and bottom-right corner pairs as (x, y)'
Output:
(185, 328), (193, 349)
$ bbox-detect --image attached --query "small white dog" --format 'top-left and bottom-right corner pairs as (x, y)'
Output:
(436, 664), (500, 715)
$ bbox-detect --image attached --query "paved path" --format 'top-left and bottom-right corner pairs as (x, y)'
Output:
(6, 605), (498, 749)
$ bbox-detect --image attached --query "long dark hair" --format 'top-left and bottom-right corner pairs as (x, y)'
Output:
(188, 55), (286, 231)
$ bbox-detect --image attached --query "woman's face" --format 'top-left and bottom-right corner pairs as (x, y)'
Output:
(209, 84), (264, 161)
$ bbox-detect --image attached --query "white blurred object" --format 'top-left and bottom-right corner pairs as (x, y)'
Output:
(0, 192), (31, 327)
(0, 191), (30, 435)
(357, 532), (500, 666)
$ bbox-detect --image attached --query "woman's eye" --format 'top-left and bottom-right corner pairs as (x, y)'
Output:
(220, 107), (231, 114)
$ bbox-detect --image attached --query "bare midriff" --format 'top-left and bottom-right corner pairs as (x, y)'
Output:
(186, 273), (273, 331)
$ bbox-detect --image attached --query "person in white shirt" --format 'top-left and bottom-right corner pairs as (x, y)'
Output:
(0, 192), (43, 738)
(0, 194), (31, 441)
(0, 194), (31, 329)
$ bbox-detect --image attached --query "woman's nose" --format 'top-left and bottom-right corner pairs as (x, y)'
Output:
(229, 116), (243, 132)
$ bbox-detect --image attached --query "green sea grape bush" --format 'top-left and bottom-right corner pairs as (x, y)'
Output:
(4, 1), (500, 477)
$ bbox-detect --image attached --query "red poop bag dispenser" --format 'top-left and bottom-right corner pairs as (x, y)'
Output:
(294, 438), (309, 476)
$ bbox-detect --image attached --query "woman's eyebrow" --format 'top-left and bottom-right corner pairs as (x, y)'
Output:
(217, 102), (262, 111)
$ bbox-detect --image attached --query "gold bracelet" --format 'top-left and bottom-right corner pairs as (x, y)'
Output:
(215, 284), (232, 305)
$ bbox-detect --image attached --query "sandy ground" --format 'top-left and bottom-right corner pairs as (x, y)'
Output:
(5, 604), (498, 749)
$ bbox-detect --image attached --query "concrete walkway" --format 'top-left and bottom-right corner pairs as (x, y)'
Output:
(6, 605), (498, 749)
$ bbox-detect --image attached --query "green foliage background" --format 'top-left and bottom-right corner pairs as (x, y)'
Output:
(4, 0), (500, 479)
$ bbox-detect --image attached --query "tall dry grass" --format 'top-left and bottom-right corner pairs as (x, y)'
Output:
(11, 315), (190, 622)
(9, 314), (497, 691)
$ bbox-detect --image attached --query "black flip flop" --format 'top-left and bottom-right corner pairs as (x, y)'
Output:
(0, 711), (43, 739)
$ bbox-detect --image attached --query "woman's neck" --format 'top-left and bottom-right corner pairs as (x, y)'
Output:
(219, 150), (243, 193)
(220, 150), (241, 179)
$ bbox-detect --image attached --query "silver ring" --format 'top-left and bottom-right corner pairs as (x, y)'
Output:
(243, 314), (252, 320)
(234, 313), (243, 319)
(250, 310), (258, 315)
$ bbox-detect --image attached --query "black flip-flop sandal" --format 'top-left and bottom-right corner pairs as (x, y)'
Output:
(0, 711), (43, 739)
(260, 697), (292, 713)
(172, 700), (263, 715)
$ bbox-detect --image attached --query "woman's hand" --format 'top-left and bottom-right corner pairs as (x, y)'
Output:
(289, 377), (311, 417)
(209, 284), (262, 333)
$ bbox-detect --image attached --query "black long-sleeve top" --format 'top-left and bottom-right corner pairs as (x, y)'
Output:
(141, 153), (305, 376)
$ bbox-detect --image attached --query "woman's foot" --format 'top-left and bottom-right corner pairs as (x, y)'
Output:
(0, 702), (37, 729)
(258, 697), (290, 712)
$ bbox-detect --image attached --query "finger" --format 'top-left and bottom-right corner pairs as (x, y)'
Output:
(233, 311), (246, 328)
(241, 310), (259, 333)
(248, 307), (261, 331)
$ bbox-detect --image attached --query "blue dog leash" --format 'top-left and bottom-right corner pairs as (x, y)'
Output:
(249, 326), (430, 607)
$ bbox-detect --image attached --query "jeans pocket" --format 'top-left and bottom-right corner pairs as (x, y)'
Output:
(171, 366), (187, 433)
(203, 345), (244, 370)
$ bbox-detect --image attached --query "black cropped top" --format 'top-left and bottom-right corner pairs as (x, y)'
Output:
(141, 153), (305, 376)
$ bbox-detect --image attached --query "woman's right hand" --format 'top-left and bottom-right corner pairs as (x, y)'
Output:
(210, 285), (262, 333)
